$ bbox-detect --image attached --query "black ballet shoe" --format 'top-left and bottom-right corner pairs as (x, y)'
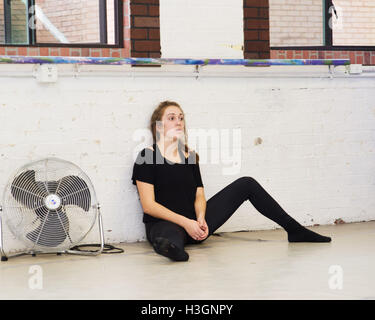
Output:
(153, 237), (189, 261)
(288, 227), (332, 243)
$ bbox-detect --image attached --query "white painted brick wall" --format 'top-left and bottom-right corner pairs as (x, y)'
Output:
(0, 64), (375, 254)
(160, 0), (244, 59)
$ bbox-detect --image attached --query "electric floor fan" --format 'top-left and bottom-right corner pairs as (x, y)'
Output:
(0, 158), (104, 261)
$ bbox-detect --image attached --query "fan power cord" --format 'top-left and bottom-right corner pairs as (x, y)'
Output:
(70, 243), (124, 254)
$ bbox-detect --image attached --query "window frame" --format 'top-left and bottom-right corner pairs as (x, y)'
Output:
(1, 0), (123, 48)
(270, 0), (375, 52)
(3, 0), (12, 43)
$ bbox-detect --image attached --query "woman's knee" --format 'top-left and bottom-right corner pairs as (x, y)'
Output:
(235, 176), (258, 186)
(231, 176), (261, 194)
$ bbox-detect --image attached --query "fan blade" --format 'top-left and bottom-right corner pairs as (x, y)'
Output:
(56, 175), (91, 211)
(11, 170), (47, 209)
(45, 180), (59, 194)
(26, 207), (69, 247)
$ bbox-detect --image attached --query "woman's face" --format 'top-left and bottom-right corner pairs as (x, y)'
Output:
(158, 105), (185, 141)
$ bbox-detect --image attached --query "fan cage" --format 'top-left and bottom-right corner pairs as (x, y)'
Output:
(1, 158), (98, 253)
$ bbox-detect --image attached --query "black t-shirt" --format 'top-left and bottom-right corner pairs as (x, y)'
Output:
(131, 143), (203, 223)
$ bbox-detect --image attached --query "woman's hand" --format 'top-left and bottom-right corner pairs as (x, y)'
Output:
(183, 219), (206, 241)
(197, 217), (209, 241)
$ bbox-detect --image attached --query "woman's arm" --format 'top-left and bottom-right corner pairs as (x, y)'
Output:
(194, 187), (209, 240)
(194, 187), (207, 220)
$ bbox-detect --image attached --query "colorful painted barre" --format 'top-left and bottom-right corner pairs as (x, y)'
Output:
(0, 56), (351, 66)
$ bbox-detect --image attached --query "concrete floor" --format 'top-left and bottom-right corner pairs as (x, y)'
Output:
(0, 221), (374, 300)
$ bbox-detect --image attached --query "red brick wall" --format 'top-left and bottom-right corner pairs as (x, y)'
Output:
(271, 49), (375, 66)
(130, 0), (160, 58)
(243, 0), (270, 59)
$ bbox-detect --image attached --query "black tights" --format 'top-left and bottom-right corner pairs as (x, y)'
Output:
(145, 176), (331, 259)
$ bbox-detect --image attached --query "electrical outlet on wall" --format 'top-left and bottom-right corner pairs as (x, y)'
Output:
(349, 64), (362, 74)
(36, 64), (58, 83)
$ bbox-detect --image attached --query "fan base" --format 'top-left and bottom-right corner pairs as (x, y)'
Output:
(0, 204), (105, 262)
(0, 247), (104, 261)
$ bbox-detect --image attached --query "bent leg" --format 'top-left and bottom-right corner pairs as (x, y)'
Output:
(203, 176), (331, 242)
(204, 177), (257, 236)
(145, 220), (189, 261)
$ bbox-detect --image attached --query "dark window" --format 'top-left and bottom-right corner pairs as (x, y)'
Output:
(331, 0), (375, 46)
(1, 0), (29, 44)
(1, 0), (123, 47)
(270, 0), (375, 51)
